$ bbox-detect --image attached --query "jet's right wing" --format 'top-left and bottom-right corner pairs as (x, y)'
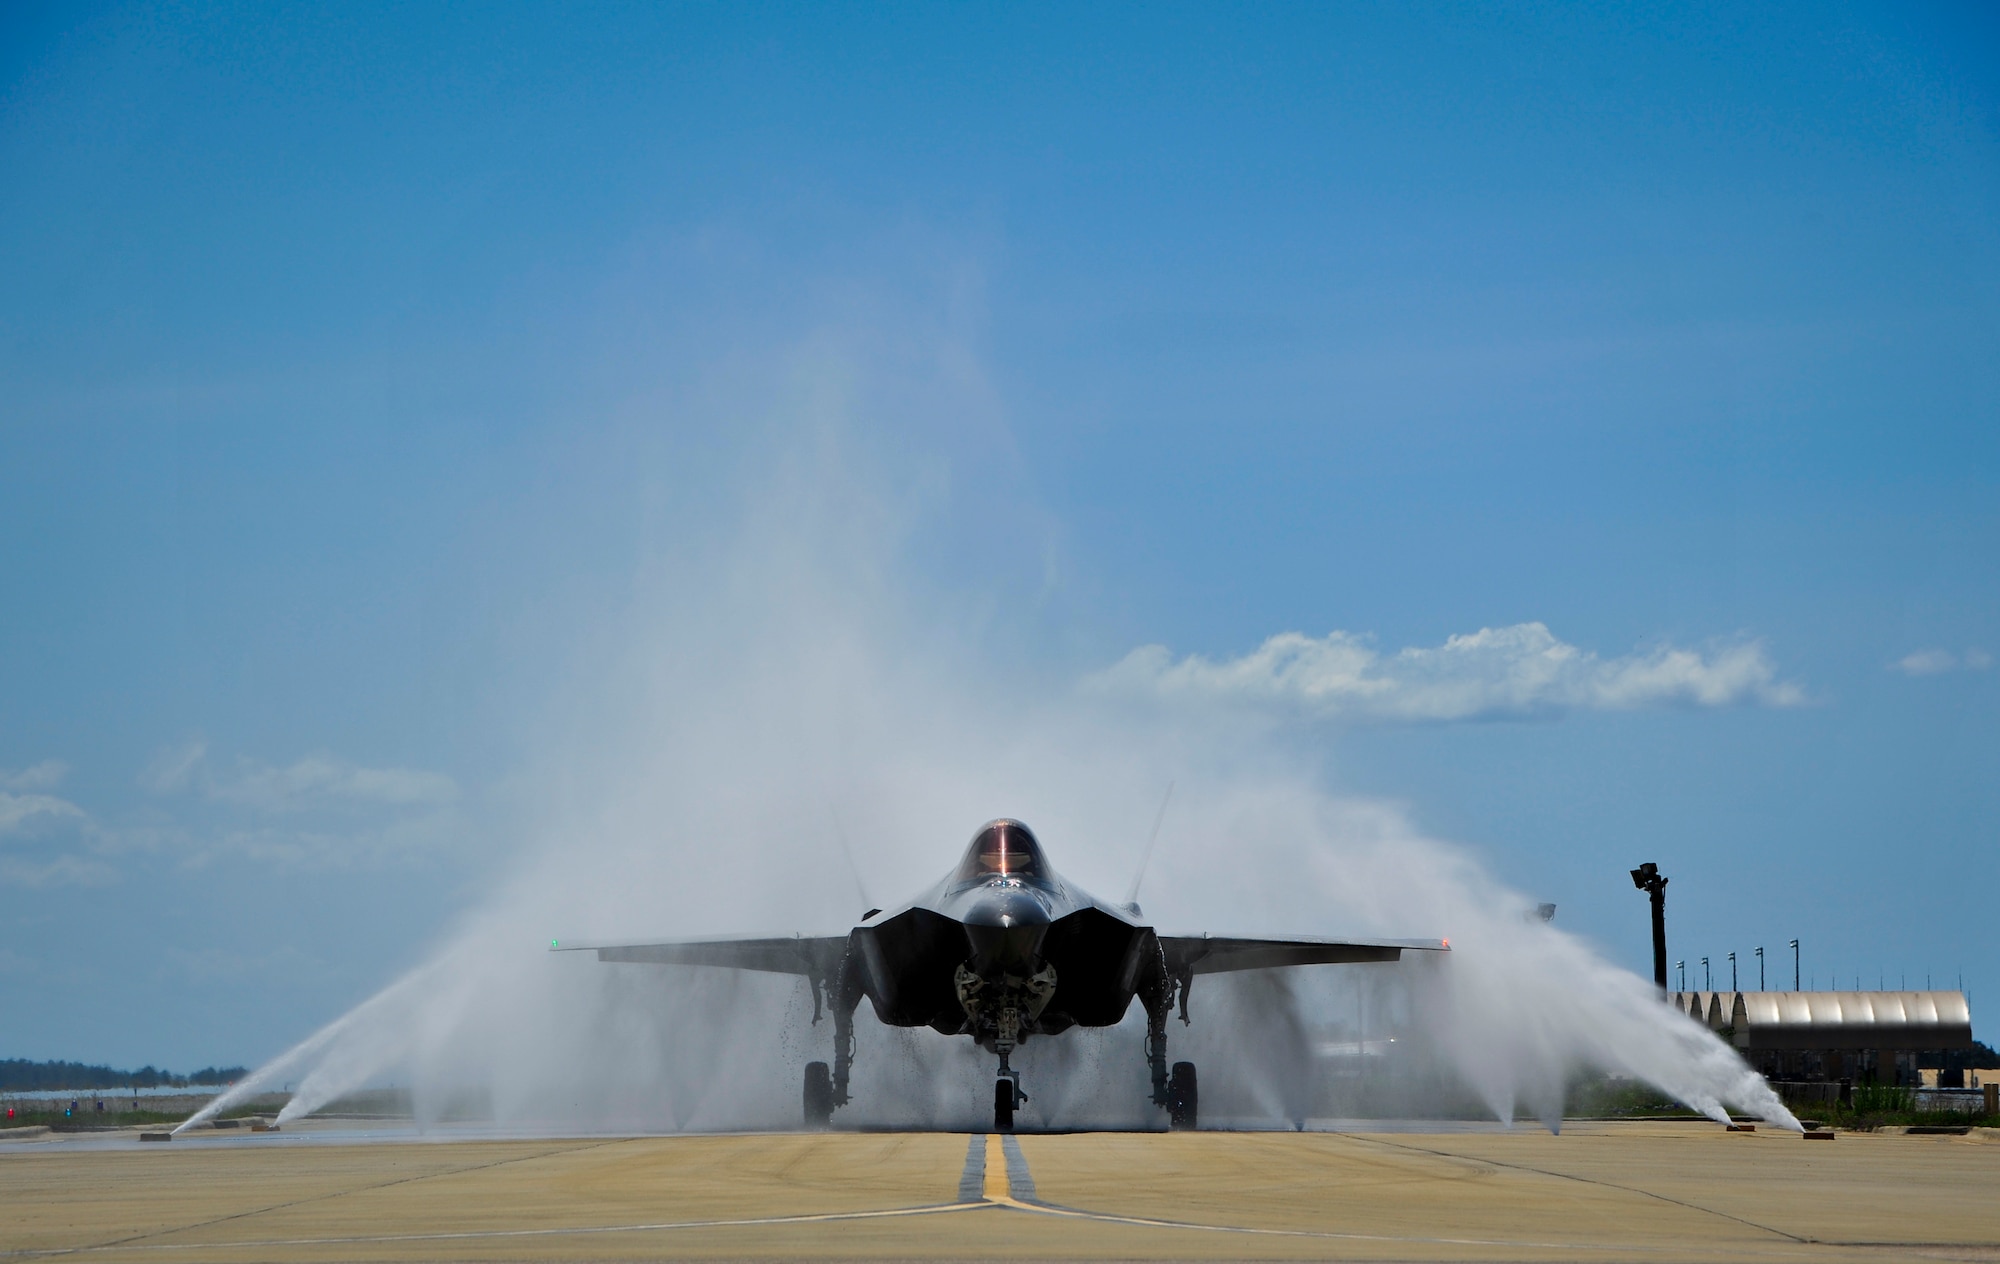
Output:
(1160, 934), (1447, 976)
(551, 934), (849, 978)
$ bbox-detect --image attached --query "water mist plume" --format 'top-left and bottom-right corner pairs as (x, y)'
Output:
(178, 384), (1799, 1137)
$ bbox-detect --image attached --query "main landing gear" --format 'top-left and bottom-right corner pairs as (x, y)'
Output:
(1167, 1061), (1198, 1129)
(803, 956), (864, 1129)
(1143, 960), (1199, 1130)
(803, 1061), (834, 1128)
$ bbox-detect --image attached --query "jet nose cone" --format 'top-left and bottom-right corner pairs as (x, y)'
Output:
(963, 885), (1052, 973)
(963, 885), (1053, 929)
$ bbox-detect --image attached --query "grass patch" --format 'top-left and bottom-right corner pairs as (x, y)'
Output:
(1804, 1085), (1998, 1131)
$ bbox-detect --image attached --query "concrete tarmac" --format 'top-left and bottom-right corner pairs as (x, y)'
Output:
(3, 1121), (1998, 1262)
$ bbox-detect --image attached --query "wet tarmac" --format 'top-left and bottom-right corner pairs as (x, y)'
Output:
(3, 1119), (1997, 1261)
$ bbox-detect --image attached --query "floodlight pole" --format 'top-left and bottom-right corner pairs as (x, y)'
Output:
(1629, 863), (1669, 994)
(1676, 960), (1685, 991)
(1756, 946), (1765, 991)
(1790, 939), (1799, 990)
(1702, 957), (1710, 990)
(1729, 952), (1737, 991)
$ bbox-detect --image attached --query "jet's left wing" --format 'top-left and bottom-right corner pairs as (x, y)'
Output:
(1161, 934), (1447, 976)
(551, 934), (849, 978)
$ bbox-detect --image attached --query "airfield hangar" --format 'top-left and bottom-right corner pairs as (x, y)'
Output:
(1672, 989), (1973, 1088)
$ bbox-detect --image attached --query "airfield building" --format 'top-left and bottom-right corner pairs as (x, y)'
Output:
(1672, 989), (1973, 1087)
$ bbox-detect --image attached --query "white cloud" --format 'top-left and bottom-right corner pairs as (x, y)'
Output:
(0, 854), (116, 888)
(211, 755), (458, 812)
(162, 944), (336, 984)
(0, 760), (69, 791)
(176, 815), (459, 870)
(140, 738), (209, 793)
(0, 766), (104, 885)
(0, 790), (85, 834)
(141, 741), (458, 813)
(1090, 622), (1805, 722)
(129, 743), (466, 870)
(1892, 648), (1991, 676)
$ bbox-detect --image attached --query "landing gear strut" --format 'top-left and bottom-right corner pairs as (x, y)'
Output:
(804, 952), (864, 1129)
(1142, 950), (1198, 1129)
(957, 958), (1050, 1132)
(993, 1036), (1026, 1130)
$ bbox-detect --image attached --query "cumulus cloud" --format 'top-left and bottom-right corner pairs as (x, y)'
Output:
(0, 760), (103, 887)
(139, 739), (208, 793)
(175, 816), (460, 870)
(1, 743), (472, 878)
(1892, 648), (1992, 677)
(0, 854), (115, 888)
(0, 789), (85, 834)
(209, 755), (458, 813)
(0, 760), (69, 791)
(141, 740), (457, 812)
(1090, 622), (1805, 722)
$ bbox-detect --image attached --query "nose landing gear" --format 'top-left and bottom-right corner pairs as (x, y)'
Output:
(993, 1037), (1026, 1130)
(959, 957), (1051, 1131)
(994, 1075), (1021, 1131)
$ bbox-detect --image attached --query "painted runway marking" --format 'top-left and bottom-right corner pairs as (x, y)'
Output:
(980, 1133), (1008, 1200)
(958, 1132), (1034, 1203)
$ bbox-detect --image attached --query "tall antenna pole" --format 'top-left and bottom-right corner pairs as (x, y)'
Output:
(1629, 863), (1669, 993)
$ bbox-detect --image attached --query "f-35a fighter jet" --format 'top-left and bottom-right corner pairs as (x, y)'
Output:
(556, 818), (1446, 1131)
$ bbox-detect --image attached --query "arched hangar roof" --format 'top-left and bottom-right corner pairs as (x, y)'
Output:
(1673, 991), (1972, 1051)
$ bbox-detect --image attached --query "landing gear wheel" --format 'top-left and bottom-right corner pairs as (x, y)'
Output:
(994, 1078), (1015, 1131)
(804, 1061), (834, 1128)
(1167, 1061), (1198, 1130)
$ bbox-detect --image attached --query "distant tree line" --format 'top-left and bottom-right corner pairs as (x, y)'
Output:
(0, 1059), (248, 1091)
(1947, 1040), (2000, 1071)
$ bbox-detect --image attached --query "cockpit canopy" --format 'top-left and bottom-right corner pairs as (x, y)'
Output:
(953, 819), (1046, 884)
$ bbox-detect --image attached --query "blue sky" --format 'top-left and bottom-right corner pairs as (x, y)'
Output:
(2, 2), (1996, 1067)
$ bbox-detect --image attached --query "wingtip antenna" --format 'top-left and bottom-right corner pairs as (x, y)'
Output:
(1124, 779), (1175, 906)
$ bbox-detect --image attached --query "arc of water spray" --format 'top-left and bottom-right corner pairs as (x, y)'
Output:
(1123, 779), (1175, 908)
(830, 808), (872, 915)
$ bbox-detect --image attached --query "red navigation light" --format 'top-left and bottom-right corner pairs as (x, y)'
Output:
(1441, 938), (1450, 949)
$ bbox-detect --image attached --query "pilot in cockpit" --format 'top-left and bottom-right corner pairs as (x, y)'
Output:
(954, 819), (1045, 884)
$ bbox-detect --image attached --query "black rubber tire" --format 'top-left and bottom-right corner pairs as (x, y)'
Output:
(1168, 1061), (1198, 1130)
(994, 1078), (1015, 1132)
(803, 1061), (834, 1128)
